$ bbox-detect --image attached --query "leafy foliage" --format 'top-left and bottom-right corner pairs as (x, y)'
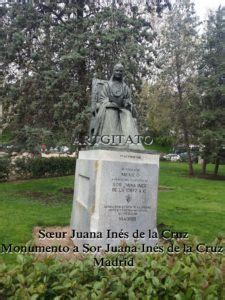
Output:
(14, 126), (53, 153)
(198, 6), (225, 175)
(137, 82), (176, 146)
(13, 156), (76, 178)
(0, 238), (224, 299)
(1, 1), (171, 148)
(155, 0), (201, 175)
(0, 157), (10, 181)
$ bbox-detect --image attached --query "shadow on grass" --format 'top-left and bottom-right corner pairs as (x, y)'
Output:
(18, 188), (73, 205)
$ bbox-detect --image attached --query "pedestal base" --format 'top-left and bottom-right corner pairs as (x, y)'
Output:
(70, 149), (160, 249)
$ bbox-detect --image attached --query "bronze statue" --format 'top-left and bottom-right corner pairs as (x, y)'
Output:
(90, 63), (143, 149)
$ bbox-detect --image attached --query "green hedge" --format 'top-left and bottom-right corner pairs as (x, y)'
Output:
(13, 157), (76, 178)
(0, 239), (224, 299)
(0, 157), (10, 181)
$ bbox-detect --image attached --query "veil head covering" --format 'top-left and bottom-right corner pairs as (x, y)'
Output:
(113, 63), (124, 71)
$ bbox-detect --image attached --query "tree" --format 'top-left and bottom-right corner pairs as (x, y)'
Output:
(137, 81), (176, 147)
(1, 0), (171, 151)
(157, 0), (200, 175)
(198, 6), (225, 176)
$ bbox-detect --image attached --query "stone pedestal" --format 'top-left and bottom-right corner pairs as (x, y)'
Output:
(70, 149), (160, 249)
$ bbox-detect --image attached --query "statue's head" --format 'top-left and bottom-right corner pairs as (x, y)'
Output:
(112, 63), (124, 81)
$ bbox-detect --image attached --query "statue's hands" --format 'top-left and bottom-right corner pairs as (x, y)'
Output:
(124, 100), (132, 111)
(106, 102), (119, 108)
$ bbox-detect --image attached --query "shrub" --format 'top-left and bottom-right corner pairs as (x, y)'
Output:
(0, 238), (224, 299)
(154, 136), (174, 147)
(13, 157), (32, 178)
(13, 157), (76, 179)
(30, 157), (76, 177)
(0, 157), (10, 181)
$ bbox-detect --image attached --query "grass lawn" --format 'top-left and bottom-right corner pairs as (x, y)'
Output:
(0, 176), (74, 264)
(158, 162), (225, 243)
(0, 162), (224, 265)
(144, 144), (172, 153)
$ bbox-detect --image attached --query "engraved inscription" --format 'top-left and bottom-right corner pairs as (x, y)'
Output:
(104, 165), (151, 222)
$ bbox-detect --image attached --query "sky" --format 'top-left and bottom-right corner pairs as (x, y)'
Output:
(193, 0), (224, 20)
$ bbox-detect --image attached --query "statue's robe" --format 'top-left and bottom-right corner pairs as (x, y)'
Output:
(93, 79), (142, 148)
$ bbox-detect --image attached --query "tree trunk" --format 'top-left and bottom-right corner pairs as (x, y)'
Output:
(175, 54), (194, 176)
(202, 159), (207, 175)
(182, 119), (194, 176)
(77, 0), (87, 108)
(76, 0), (88, 136)
(214, 156), (220, 176)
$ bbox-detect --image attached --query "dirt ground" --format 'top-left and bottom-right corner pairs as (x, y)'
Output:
(32, 226), (81, 261)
